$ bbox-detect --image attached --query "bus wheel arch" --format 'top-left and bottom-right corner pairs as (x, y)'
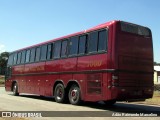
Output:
(66, 81), (82, 105)
(11, 81), (19, 96)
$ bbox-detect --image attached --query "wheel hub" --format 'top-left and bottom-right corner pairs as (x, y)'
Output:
(57, 88), (63, 100)
(71, 89), (78, 100)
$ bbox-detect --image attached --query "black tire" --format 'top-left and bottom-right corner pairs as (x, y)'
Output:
(13, 83), (19, 96)
(104, 100), (116, 106)
(54, 83), (66, 103)
(68, 84), (81, 105)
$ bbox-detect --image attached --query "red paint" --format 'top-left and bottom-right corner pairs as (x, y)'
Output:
(5, 20), (154, 103)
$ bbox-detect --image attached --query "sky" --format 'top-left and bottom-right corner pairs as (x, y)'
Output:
(0, 0), (159, 62)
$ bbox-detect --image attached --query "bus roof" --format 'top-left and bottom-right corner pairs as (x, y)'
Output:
(13, 20), (119, 53)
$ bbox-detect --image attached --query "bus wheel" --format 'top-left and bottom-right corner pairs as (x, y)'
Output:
(104, 100), (116, 106)
(68, 84), (81, 105)
(13, 83), (19, 96)
(54, 83), (66, 103)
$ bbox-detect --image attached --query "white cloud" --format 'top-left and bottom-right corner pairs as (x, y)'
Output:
(0, 43), (5, 53)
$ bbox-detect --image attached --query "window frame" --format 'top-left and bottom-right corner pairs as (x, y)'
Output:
(9, 28), (108, 65)
(25, 49), (31, 63)
(61, 39), (68, 58)
(8, 53), (14, 66)
(78, 34), (87, 56)
(30, 48), (36, 63)
(13, 53), (18, 65)
(87, 31), (99, 54)
(17, 52), (22, 64)
(21, 50), (26, 64)
(97, 29), (108, 52)
(87, 28), (108, 55)
(47, 43), (53, 60)
(53, 41), (61, 59)
(121, 21), (151, 37)
(40, 44), (47, 61)
(35, 47), (41, 62)
(68, 36), (79, 57)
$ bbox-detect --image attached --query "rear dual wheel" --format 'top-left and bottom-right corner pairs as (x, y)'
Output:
(68, 84), (81, 105)
(54, 83), (81, 105)
(54, 83), (66, 103)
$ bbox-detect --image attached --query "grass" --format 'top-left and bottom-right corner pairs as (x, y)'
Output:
(145, 91), (160, 105)
(0, 75), (5, 85)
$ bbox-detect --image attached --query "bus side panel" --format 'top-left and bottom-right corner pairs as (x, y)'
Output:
(18, 76), (26, 93)
(11, 65), (25, 93)
(12, 65), (25, 75)
(46, 58), (77, 96)
(59, 58), (77, 72)
(45, 74), (59, 96)
(72, 74), (86, 101)
(5, 78), (12, 91)
(60, 74), (72, 87)
(77, 54), (107, 71)
(45, 60), (61, 73)
(23, 62), (46, 94)
(58, 57), (77, 89)
(77, 54), (107, 101)
(34, 75), (46, 95)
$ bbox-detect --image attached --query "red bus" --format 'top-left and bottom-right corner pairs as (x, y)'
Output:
(5, 20), (153, 105)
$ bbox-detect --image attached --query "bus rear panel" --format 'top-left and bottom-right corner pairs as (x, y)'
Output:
(111, 21), (153, 101)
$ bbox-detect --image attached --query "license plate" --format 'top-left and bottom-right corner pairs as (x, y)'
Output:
(133, 91), (142, 95)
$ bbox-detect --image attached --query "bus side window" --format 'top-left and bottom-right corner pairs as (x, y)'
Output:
(98, 30), (107, 52)
(25, 50), (31, 63)
(69, 36), (78, 57)
(47, 43), (53, 60)
(35, 47), (40, 62)
(13, 53), (18, 65)
(78, 35), (87, 55)
(30, 48), (36, 62)
(88, 31), (98, 53)
(40, 45), (47, 61)
(21, 50), (26, 64)
(61, 40), (68, 58)
(17, 52), (22, 64)
(53, 41), (61, 59)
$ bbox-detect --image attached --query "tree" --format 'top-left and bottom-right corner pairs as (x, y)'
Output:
(154, 62), (160, 66)
(154, 62), (157, 65)
(0, 52), (9, 67)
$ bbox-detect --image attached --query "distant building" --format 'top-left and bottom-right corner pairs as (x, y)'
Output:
(154, 65), (160, 84)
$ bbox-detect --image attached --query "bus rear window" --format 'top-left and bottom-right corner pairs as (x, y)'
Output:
(121, 21), (151, 36)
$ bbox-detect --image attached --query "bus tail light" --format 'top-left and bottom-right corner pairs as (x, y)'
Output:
(112, 75), (118, 80)
(112, 74), (119, 87)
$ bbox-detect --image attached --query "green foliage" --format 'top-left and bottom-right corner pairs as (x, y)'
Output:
(154, 84), (160, 91)
(0, 52), (9, 75)
(0, 52), (9, 67)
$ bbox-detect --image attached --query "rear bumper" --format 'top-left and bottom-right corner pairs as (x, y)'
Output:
(111, 87), (153, 101)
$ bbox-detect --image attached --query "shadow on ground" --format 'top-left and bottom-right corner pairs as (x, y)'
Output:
(9, 93), (160, 114)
